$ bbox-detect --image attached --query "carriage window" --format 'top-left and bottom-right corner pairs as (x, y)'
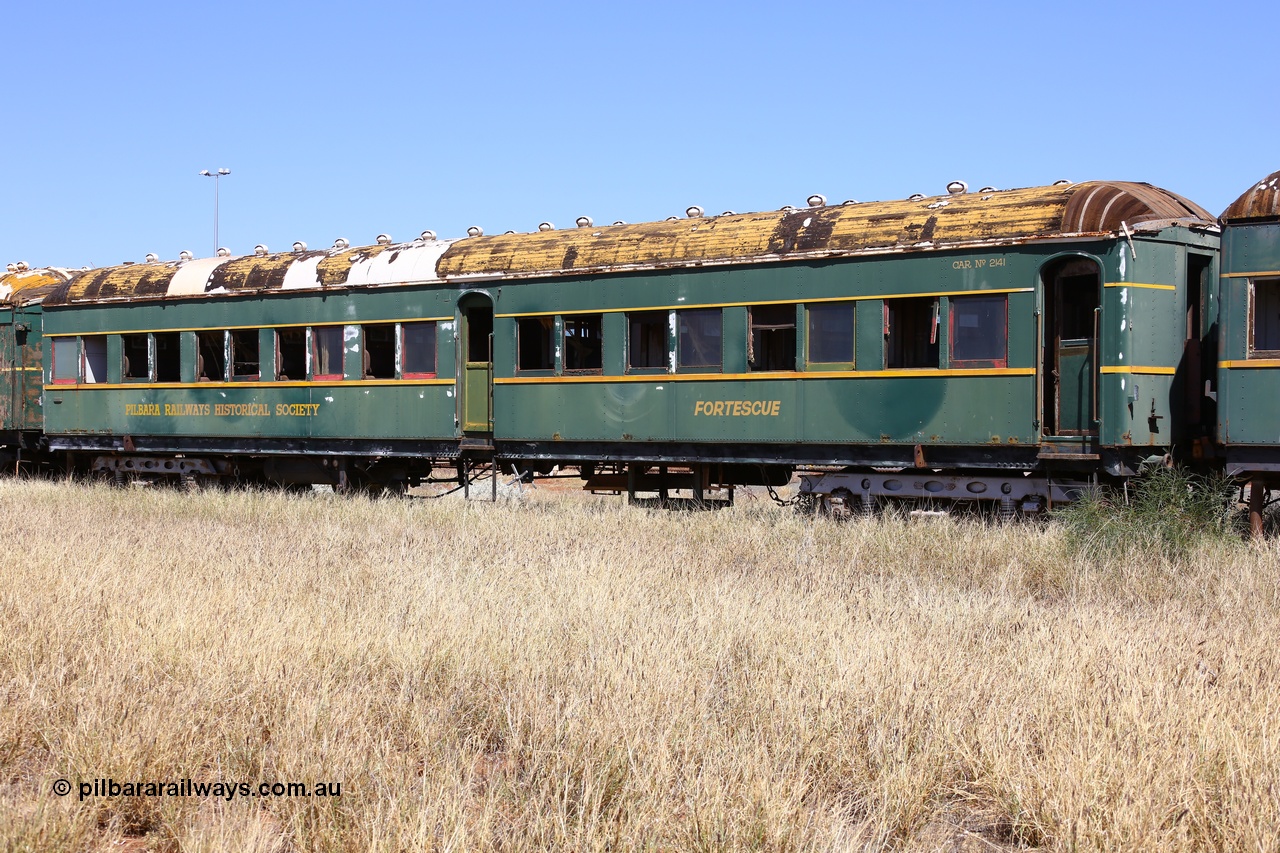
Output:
(363, 324), (396, 379)
(677, 308), (722, 371)
(230, 330), (260, 380)
(154, 333), (181, 382)
(401, 322), (437, 377)
(1253, 278), (1280, 354)
(749, 304), (796, 371)
(82, 336), (109, 384)
(950, 295), (1008, 367)
(807, 303), (855, 367)
(311, 326), (344, 380)
(51, 337), (79, 384)
(628, 311), (667, 370)
(563, 314), (603, 373)
(276, 328), (306, 380)
(196, 331), (227, 381)
(122, 333), (150, 380)
(518, 317), (555, 372)
(885, 297), (939, 369)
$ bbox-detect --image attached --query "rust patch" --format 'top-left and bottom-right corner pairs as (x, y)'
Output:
(1222, 170), (1280, 221)
(207, 254), (298, 292)
(316, 246), (392, 288)
(562, 246), (579, 270)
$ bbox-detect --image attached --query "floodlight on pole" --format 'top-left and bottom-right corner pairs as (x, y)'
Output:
(198, 168), (231, 256)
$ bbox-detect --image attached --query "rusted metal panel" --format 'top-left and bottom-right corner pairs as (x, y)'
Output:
(38, 180), (1216, 307)
(1221, 170), (1280, 222)
(0, 267), (75, 306)
(1061, 181), (1214, 232)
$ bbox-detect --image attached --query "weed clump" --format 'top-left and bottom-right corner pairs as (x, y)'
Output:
(1057, 466), (1241, 560)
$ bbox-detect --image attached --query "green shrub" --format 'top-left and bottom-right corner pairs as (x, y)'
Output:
(1057, 466), (1241, 561)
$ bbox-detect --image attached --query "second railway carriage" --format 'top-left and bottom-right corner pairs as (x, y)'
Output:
(1216, 169), (1280, 530)
(29, 178), (1218, 505)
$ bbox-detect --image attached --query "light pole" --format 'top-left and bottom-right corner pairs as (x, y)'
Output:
(198, 168), (231, 255)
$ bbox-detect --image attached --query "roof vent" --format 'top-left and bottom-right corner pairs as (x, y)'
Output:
(332, 238), (349, 250)
(721, 210), (735, 216)
(946, 180), (968, 195)
(420, 230), (436, 241)
(807, 194), (827, 208)
(179, 250), (194, 261)
(979, 186), (997, 193)
(780, 205), (797, 213)
(292, 241), (308, 252)
(1054, 179), (1072, 186)
(666, 216), (680, 221)
(575, 216), (593, 228)
(4, 263), (14, 273)
(466, 226), (484, 237)
(376, 234), (392, 245)
(612, 220), (627, 225)
(686, 206), (704, 218)
(538, 222), (555, 232)
(15, 261), (30, 271)
(145, 253), (159, 263)
(841, 199), (858, 205)
(503, 230), (515, 235)
(254, 244), (269, 256)
(216, 247), (231, 257)
(908, 193), (925, 201)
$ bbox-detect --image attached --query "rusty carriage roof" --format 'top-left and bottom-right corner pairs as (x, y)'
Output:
(34, 179), (1215, 307)
(1221, 169), (1280, 222)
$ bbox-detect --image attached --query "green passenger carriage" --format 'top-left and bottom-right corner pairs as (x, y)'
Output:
(3, 177), (1220, 510)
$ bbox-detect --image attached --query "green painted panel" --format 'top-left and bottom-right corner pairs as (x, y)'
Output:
(463, 364), (492, 432)
(1056, 343), (1093, 434)
(44, 385), (456, 440)
(495, 376), (1035, 445)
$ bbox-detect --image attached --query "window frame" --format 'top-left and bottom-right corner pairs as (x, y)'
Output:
(310, 325), (345, 381)
(400, 321), (438, 379)
(121, 333), (151, 382)
(81, 335), (109, 384)
(275, 327), (307, 381)
(229, 329), (261, 381)
(153, 332), (182, 383)
(948, 294), (1009, 369)
(1250, 277), (1280, 358)
(196, 330), (229, 382)
(884, 297), (940, 370)
(676, 308), (723, 373)
(805, 302), (856, 370)
(360, 323), (398, 380)
(562, 314), (604, 375)
(516, 315), (556, 374)
(50, 336), (80, 385)
(747, 303), (797, 372)
(626, 310), (669, 374)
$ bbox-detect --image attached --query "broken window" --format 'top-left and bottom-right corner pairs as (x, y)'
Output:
(628, 311), (667, 370)
(518, 316), (555, 372)
(51, 337), (79, 384)
(363, 324), (396, 379)
(230, 329), (260, 379)
(197, 331), (227, 381)
(884, 297), (939, 369)
(154, 332), (181, 382)
(122, 333), (150, 380)
(748, 304), (796, 371)
(1253, 277), (1280, 354)
(563, 314), (603, 373)
(1057, 275), (1097, 342)
(677, 308), (721, 371)
(82, 336), (108, 383)
(276, 328), (306, 380)
(950, 295), (1008, 367)
(311, 326), (344, 380)
(401, 322), (437, 377)
(806, 302), (855, 367)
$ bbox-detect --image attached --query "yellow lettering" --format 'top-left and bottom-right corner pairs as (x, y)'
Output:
(712, 402), (724, 416)
(770, 401), (781, 416)
(730, 401), (741, 416)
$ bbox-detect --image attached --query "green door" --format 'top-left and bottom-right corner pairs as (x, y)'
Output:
(1046, 265), (1099, 436)
(459, 297), (493, 433)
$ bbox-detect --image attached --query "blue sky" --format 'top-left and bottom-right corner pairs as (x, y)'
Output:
(2, 0), (1275, 269)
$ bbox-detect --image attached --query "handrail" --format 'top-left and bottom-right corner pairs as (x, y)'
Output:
(1092, 307), (1101, 426)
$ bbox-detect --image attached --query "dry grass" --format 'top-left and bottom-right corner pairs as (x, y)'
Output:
(1, 478), (1277, 852)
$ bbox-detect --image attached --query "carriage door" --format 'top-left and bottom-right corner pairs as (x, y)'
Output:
(1042, 258), (1100, 437)
(459, 294), (494, 434)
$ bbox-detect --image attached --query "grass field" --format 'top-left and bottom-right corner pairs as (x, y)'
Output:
(1, 477), (1277, 852)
